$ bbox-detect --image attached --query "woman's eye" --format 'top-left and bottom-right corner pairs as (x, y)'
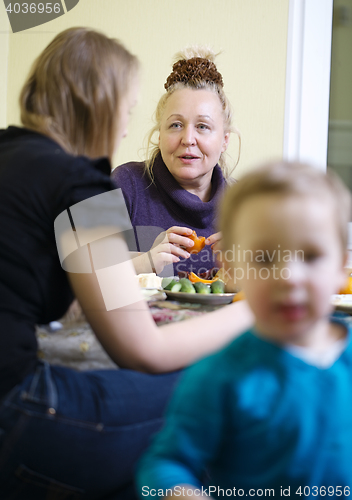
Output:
(170, 123), (182, 129)
(197, 124), (210, 130)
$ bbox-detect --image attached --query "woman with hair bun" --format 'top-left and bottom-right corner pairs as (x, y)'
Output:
(112, 47), (240, 278)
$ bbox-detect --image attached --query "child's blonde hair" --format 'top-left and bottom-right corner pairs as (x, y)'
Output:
(219, 161), (351, 254)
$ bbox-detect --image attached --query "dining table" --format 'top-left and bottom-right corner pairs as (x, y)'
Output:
(36, 289), (230, 371)
(36, 290), (352, 371)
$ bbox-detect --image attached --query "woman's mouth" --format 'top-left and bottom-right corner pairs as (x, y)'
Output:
(178, 154), (200, 164)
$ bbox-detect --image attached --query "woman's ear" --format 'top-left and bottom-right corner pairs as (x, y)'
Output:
(222, 132), (230, 153)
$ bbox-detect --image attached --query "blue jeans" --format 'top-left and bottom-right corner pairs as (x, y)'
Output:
(0, 361), (180, 499)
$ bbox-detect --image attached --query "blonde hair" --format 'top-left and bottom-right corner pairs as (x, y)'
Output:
(145, 46), (240, 179)
(220, 161), (351, 253)
(20, 27), (139, 162)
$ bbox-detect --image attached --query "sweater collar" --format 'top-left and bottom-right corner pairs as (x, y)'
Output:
(152, 153), (226, 229)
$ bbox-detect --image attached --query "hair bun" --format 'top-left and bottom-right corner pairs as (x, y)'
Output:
(164, 56), (223, 90)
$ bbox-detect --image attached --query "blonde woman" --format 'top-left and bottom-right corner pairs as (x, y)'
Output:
(0, 30), (252, 499)
(112, 48), (240, 278)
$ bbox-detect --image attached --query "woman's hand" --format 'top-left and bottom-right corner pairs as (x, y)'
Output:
(149, 226), (196, 274)
(205, 231), (222, 252)
(132, 226), (196, 275)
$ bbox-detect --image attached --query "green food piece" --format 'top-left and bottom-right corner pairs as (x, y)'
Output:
(210, 280), (225, 294)
(193, 282), (211, 294)
(170, 282), (182, 292)
(162, 278), (176, 290)
(179, 278), (196, 294)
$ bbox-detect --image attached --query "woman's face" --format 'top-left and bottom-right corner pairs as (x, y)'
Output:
(158, 88), (229, 189)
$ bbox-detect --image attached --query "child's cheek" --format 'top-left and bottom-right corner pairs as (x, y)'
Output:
(222, 262), (244, 293)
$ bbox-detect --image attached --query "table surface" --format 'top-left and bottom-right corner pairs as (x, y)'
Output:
(36, 293), (352, 371)
(36, 296), (225, 371)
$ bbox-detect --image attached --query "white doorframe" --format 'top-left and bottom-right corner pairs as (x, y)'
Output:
(283, 0), (334, 170)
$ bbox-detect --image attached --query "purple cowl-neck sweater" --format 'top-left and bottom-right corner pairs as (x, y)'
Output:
(112, 154), (227, 276)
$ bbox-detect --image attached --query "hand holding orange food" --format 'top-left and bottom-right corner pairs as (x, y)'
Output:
(148, 228), (217, 274)
(148, 226), (195, 274)
(188, 230), (206, 254)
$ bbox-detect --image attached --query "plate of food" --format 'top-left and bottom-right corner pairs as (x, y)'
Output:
(161, 277), (235, 306)
(331, 294), (352, 314)
(162, 290), (235, 306)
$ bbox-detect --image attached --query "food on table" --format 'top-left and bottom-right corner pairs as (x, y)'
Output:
(187, 267), (229, 285)
(170, 283), (182, 292)
(232, 290), (245, 302)
(162, 276), (227, 295)
(136, 273), (162, 288)
(162, 277), (176, 290)
(177, 267), (219, 280)
(188, 230), (206, 254)
(201, 267), (219, 279)
(162, 278), (182, 292)
(210, 280), (225, 294)
(193, 282), (211, 294)
(188, 271), (219, 284)
(339, 273), (352, 294)
(179, 278), (196, 293)
(213, 266), (227, 283)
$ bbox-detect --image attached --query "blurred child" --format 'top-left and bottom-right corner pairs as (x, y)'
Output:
(136, 161), (352, 497)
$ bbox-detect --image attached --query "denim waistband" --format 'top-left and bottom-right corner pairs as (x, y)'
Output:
(0, 361), (58, 412)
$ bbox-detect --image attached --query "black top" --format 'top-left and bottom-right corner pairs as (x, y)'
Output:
(0, 126), (113, 398)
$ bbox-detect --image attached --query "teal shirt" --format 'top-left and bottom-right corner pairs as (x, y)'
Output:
(137, 318), (352, 498)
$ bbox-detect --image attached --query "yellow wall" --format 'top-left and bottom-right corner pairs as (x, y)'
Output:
(329, 0), (352, 121)
(1, 0), (289, 178)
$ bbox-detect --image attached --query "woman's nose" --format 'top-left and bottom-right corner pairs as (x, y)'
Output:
(181, 126), (196, 146)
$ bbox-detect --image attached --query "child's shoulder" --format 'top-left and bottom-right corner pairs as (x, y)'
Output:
(224, 328), (274, 356)
(179, 330), (285, 406)
(189, 329), (272, 379)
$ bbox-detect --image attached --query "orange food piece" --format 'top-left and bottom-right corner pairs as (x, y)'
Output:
(188, 271), (219, 284)
(232, 290), (246, 302)
(188, 230), (205, 254)
(339, 274), (352, 294)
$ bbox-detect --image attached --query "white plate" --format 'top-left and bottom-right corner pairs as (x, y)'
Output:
(141, 288), (166, 301)
(332, 294), (352, 314)
(162, 290), (235, 306)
